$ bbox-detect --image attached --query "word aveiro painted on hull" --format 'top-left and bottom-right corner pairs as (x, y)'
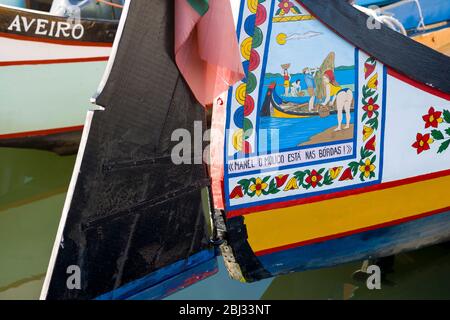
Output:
(223, 0), (450, 214)
(7, 14), (85, 39)
(0, 5), (117, 44)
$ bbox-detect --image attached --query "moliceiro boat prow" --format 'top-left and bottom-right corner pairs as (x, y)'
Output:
(40, 0), (450, 300)
(40, 0), (217, 300)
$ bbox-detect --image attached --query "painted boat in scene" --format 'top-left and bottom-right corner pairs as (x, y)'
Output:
(41, 0), (450, 300)
(0, 1), (120, 154)
(261, 51), (355, 119)
(260, 83), (355, 119)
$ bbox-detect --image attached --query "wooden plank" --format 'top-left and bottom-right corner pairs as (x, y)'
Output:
(414, 27), (450, 56)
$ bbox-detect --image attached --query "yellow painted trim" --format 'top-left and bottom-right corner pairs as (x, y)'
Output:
(273, 15), (315, 23)
(244, 175), (450, 253)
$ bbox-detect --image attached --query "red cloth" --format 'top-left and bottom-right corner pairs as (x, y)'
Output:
(175, 0), (244, 106)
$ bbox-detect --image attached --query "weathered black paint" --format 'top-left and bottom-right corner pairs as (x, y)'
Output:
(226, 216), (272, 281)
(45, 0), (213, 300)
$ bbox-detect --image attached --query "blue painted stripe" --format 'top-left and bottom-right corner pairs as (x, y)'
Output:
(378, 65), (387, 181)
(128, 258), (218, 300)
(95, 249), (217, 300)
(257, 210), (450, 275)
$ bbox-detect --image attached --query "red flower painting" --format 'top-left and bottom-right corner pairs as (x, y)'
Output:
(412, 133), (434, 154)
(275, 174), (289, 188)
(339, 167), (354, 181)
(305, 170), (323, 188)
(422, 107), (443, 129)
(362, 97), (380, 118)
(229, 185), (243, 199)
(365, 135), (376, 151)
(364, 61), (376, 79)
(278, 0), (293, 14)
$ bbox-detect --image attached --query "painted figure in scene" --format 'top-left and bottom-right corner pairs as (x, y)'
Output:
(303, 67), (317, 111)
(291, 79), (301, 97)
(322, 69), (353, 131)
(283, 68), (291, 96)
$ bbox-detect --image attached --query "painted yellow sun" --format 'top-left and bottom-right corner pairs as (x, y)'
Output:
(276, 33), (287, 45)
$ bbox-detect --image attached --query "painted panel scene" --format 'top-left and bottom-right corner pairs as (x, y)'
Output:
(258, 4), (356, 151)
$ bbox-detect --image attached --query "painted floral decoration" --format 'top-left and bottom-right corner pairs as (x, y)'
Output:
(276, 0), (301, 16)
(362, 125), (374, 142)
(329, 167), (343, 180)
(278, 0), (293, 14)
(249, 177), (269, 197)
(359, 158), (376, 179)
(423, 107), (443, 129)
(362, 97), (380, 119)
(305, 170), (323, 188)
(364, 58), (376, 79)
(412, 133), (434, 154)
(412, 107), (450, 154)
(367, 74), (378, 90)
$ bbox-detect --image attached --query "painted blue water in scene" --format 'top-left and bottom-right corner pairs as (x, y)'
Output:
(255, 68), (356, 151)
(258, 114), (355, 151)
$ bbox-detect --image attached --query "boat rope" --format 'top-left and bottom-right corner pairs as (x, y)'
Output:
(413, 0), (426, 30)
(354, 3), (407, 36)
(379, 15), (407, 35)
(381, 0), (425, 31)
